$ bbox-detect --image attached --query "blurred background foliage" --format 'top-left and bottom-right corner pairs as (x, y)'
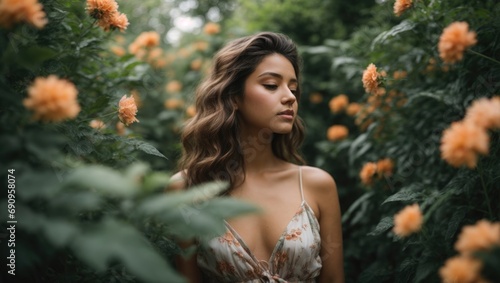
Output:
(1, 0), (499, 282)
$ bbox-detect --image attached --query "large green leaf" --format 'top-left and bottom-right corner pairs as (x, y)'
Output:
(71, 218), (185, 283)
(63, 165), (137, 197)
(368, 216), (394, 236)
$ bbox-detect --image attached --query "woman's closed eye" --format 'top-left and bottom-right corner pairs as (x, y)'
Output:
(263, 84), (278, 90)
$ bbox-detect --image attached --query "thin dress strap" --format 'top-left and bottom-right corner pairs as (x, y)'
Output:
(299, 166), (305, 203)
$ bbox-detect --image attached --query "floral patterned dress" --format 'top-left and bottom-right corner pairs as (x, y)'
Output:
(197, 167), (322, 282)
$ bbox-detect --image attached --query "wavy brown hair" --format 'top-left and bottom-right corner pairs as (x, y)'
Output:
(178, 32), (305, 189)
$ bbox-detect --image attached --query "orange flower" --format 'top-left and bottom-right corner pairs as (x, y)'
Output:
(0, 0), (48, 29)
(438, 22), (477, 64)
(376, 158), (394, 177)
(147, 47), (163, 62)
(23, 75), (80, 122)
(190, 58), (203, 71)
(86, 0), (118, 20)
(440, 121), (489, 168)
(114, 35), (125, 44)
(116, 121), (126, 135)
(166, 80), (182, 93)
(186, 105), (196, 118)
(105, 12), (129, 32)
(362, 63), (380, 94)
(110, 45), (126, 56)
(393, 0), (413, 16)
(327, 125), (349, 141)
(343, 103), (358, 117)
(439, 256), (482, 283)
(164, 98), (184, 110)
(138, 31), (160, 47)
(193, 40), (209, 51)
(393, 204), (423, 237)
(454, 220), (500, 255)
(203, 22), (220, 35)
(309, 92), (323, 104)
(393, 70), (407, 80)
(360, 162), (377, 185)
(90, 119), (106, 130)
(329, 94), (349, 113)
(465, 97), (500, 130)
(118, 95), (139, 126)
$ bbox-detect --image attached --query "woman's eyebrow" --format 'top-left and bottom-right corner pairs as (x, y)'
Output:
(258, 72), (297, 83)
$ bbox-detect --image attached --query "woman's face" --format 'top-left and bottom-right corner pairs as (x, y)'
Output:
(237, 53), (298, 136)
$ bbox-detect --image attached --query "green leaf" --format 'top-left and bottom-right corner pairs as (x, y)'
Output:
(348, 132), (371, 167)
(71, 218), (185, 283)
(64, 165), (137, 197)
(371, 20), (416, 49)
(16, 46), (57, 71)
(138, 182), (229, 214)
(445, 206), (468, 240)
(382, 184), (423, 205)
(50, 191), (102, 213)
(126, 139), (167, 159)
(342, 192), (374, 225)
(17, 204), (79, 248)
(17, 170), (63, 200)
(368, 216), (393, 236)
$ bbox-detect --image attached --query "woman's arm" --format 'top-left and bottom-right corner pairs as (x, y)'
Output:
(167, 172), (203, 283)
(304, 167), (344, 283)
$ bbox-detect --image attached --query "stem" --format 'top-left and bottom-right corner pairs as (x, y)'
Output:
(477, 165), (494, 219)
(424, 189), (453, 223)
(467, 49), (500, 65)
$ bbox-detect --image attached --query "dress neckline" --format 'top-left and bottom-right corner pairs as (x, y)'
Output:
(224, 201), (317, 271)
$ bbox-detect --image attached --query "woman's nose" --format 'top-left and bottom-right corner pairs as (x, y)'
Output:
(281, 87), (296, 105)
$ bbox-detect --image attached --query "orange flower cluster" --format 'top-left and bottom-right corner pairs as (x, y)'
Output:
(465, 97), (500, 130)
(393, 0), (413, 17)
(360, 162), (377, 185)
(346, 103), (361, 116)
(203, 22), (221, 35)
(90, 119), (106, 130)
(438, 21), (477, 64)
(440, 219), (500, 283)
(309, 92), (323, 104)
(392, 70), (407, 80)
(128, 31), (163, 64)
(440, 121), (489, 168)
(376, 158), (394, 177)
(440, 96), (500, 168)
(0, 0), (48, 29)
(393, 204), (423, 237)
(164, 98), (185, 110)
(116, 121), (126, 135)
(362, 63), (381, 94)
(190, 58), (203, 71)
(327, 125), (349, 141)
(329, 94), (349, 113)
(110, 45), (126, 56)
(23, 75), (80, 122)
(118, 95), (139, 126)
(166, 80), (183, 93)
(86, 0), (128, 32)
(359, 158), (395, 185)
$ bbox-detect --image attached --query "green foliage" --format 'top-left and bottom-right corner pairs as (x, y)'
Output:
(0, 0), (258, 282)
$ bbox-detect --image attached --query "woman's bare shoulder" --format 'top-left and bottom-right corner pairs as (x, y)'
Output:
(166, 170), (187, 192)
(301, 165), (337, 192)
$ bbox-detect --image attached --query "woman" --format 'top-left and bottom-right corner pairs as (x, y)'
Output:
(170, 32), (344, 283)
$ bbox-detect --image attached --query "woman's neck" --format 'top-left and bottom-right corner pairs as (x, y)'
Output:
(239, 128), (281, 173)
